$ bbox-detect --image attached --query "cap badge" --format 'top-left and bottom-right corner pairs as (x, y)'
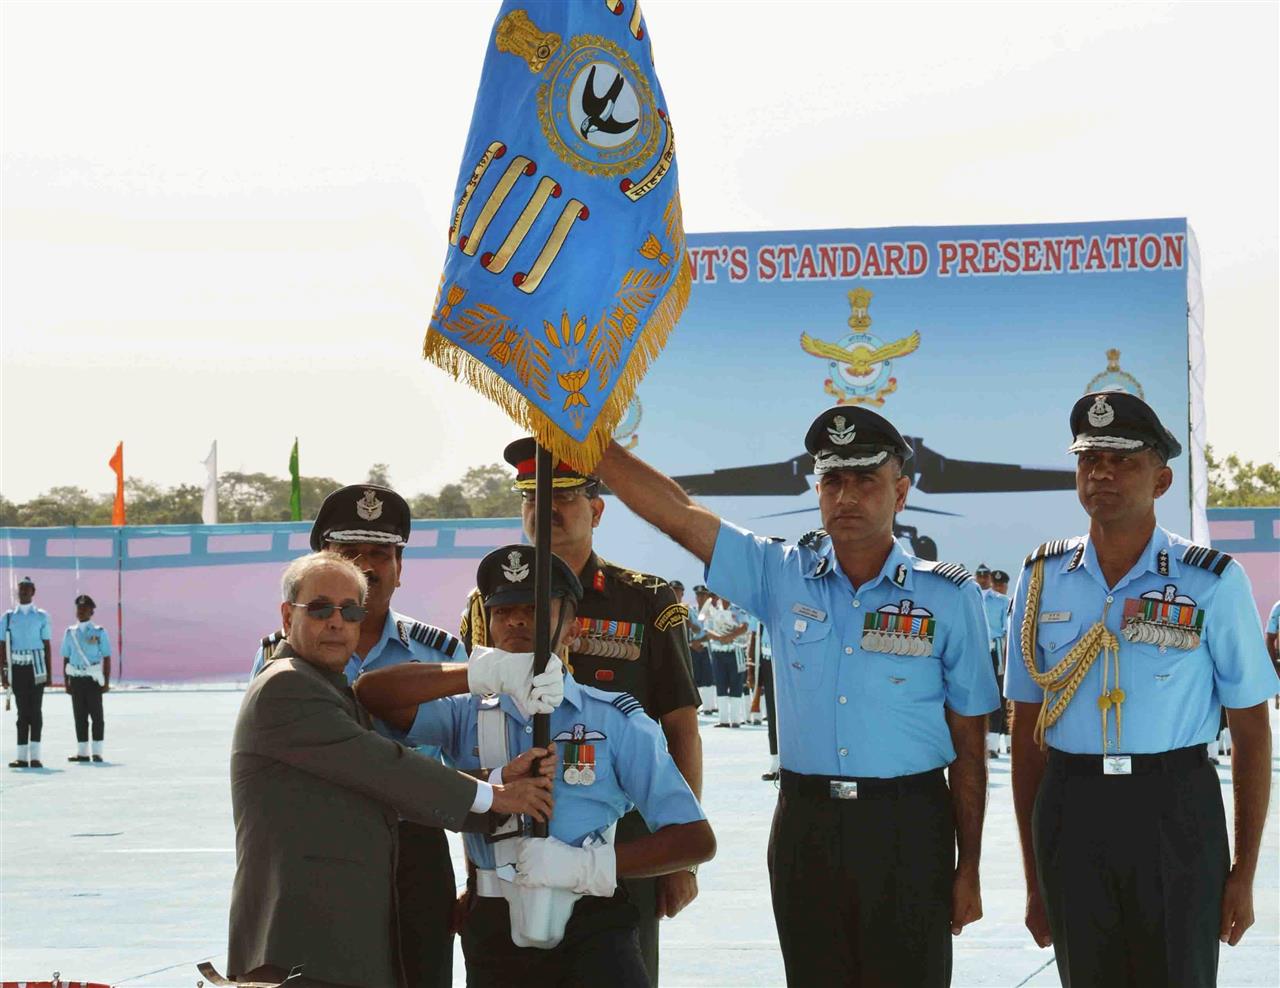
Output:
(1087, 395), (1115, 428)
(502, 550), (530, 583)
(828, 415), (857, 446)
(356, 489), (384, 521)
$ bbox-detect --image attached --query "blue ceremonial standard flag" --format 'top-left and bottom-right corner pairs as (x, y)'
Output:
(425, 0), (689, 472)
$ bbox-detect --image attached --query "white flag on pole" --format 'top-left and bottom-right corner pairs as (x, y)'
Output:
(202, 441), (219, 524)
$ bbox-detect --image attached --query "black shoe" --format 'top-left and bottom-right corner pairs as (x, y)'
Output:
(68, 755), (90, 763)
(29, 759), (44, 768)
(8, 759), (29, 768)
(761, 771), (779, 781)
(988, 750), (999, 758)
(92, 755), (104, 763)
(712, 723), (731, 728)
(730, 723), (742, 728)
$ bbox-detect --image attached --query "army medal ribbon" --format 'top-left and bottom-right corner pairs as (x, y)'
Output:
(860, 602), (936, 657)
(425, 0), (691, 474)
(1121, 593), (1204, 651)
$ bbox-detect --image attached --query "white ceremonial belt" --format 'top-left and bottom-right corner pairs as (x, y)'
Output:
(10, 650), (40, 665)
(474, 862), (584, 949)
(475, 867), (510, 898)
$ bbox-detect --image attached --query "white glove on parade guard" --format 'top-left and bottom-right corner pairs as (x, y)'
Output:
(515, 835), (617, 897)
(467, 646), (565, 717)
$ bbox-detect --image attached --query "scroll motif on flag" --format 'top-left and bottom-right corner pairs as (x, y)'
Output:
(861, 600), (937, 656)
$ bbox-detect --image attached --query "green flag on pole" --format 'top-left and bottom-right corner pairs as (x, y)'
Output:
(288, 438), (301, 521)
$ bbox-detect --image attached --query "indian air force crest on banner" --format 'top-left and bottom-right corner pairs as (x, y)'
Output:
(426, 1), (689, 470)
(800, 288), (922, 406)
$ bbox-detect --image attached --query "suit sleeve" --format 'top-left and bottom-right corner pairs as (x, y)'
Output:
(646, 582), (700, 719)
(246, 669), (480, 831)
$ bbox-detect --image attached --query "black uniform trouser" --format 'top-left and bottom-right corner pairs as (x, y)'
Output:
(11, 664), (45, 744)
(710, 648), (740, 697)
(1034, 747), (1228, 988)
(988, 646), (1009, 736)
(690, 646), (713, 689)
(770, 768), (954, 988)
(461, 891), (648, 988)
(396, 821), (457, 988)
(68, 676), (105, 742)
(616, 809), (659, 986)
(759, 658), (777, 756)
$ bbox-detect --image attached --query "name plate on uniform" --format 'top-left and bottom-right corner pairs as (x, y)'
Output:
(792, 602), (827, 622)
(1103, 755), (1132, 775)
(1039, 611), (1071, 623)
(829, 780), (859, 799)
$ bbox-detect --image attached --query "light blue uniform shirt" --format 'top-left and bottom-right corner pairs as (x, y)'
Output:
(1266, 601), (1280, 635)
(3, 606), (52, 653)
(1004, 526), (1280, 754)
(61, 622), (112, 668)
(250, 609), (465, 760)
(707, 521), (999, 778)
(982, 588), (1010, 643)
(398, 675), (704, 869)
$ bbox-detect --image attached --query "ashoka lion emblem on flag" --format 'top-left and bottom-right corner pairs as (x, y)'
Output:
(800, 288), (921, 407)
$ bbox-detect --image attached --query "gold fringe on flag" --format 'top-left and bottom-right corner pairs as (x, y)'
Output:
(423, 246), (691, 476)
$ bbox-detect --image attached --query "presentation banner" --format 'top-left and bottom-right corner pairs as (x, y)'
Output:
(594, 218), (1200, 588)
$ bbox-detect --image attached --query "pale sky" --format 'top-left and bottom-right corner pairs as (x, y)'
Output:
(3, 1), (1277, 504)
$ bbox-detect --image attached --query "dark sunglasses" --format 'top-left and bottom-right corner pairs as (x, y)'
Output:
(291, 601), (367, 623)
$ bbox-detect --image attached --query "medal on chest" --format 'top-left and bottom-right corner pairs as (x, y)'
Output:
(574, 617), (644, 661)
(1121, 585), (1203, 650)
(554, 723), (606, 786)
(861, 599), (936, 656)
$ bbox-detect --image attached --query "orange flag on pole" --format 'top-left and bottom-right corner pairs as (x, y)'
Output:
(108, 442), (126, 525)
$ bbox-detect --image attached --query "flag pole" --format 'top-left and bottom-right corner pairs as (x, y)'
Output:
(531, 442), (554, 838)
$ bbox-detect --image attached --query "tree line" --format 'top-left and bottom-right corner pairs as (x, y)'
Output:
(0, 447), (1275, 528)
(0, 464), (522, 527)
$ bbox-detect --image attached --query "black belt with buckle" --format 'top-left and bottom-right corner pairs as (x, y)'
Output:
(1047, 744), (1208, 777)
(780, 767), (945, 800)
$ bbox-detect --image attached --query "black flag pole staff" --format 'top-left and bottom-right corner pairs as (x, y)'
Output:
(531, 444), (554, 839)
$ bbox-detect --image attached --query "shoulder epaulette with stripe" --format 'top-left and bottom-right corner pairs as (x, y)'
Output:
(1181, 543), (1233, 576)
(798, 528), (829, 550)
(406, 621), (462, 658)
(917, 560), (974, 587)
(1023, 539), (1079, 568)
(260, 629), (284, 661)
(609, 692), (645, 717)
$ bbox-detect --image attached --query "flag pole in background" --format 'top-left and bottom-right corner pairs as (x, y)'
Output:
(424, 1), (692, 844)
(202, 440), (219, 525)
(108, 442), (126, 526)
(108, 442), (126, 678)
(289, 438), (301, 522)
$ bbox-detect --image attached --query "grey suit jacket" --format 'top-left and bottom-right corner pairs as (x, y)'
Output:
(227, 647), (479, 988)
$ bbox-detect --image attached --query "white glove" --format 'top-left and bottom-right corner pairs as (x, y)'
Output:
(466, 646), (564, 716)
(515, 835), (617, 897)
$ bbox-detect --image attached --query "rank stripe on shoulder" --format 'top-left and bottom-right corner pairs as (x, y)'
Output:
(609, 693), (644, 717)
(798, 528), (829, 550)
(1024, 539), (1078, 567)
(407, 621), (462, 658)
(918, 561), (973, 586)
(1182, 544), (1233, 576)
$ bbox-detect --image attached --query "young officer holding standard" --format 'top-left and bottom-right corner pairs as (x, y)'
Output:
(357, 544), (715, 988)
(1006, 391), (1278, 987)
(594, 406), (998, 988)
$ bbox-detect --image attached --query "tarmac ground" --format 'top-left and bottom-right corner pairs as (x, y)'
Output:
(1, 690), (1277, 987)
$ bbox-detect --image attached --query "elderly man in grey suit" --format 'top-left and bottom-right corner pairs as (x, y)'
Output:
(227, 551), (558, 987)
